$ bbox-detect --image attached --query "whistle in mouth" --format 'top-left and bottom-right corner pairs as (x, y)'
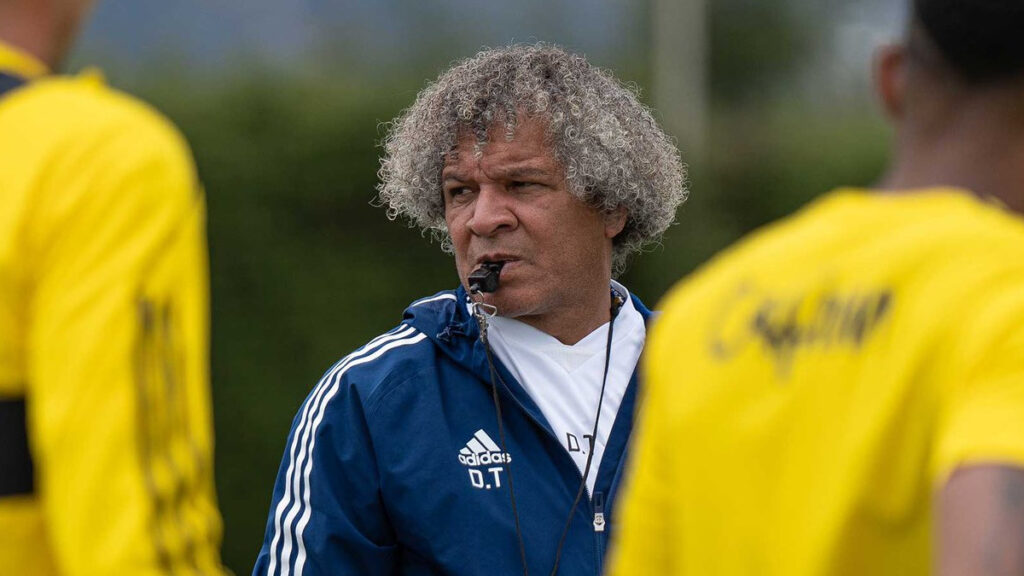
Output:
(468, 261), (505, 294)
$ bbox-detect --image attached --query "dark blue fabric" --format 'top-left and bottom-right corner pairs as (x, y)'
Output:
(0, 71), (26, 98)
(253, 286), (653, 576)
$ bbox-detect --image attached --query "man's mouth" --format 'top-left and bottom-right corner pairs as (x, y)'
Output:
(475, 254), (519, 267)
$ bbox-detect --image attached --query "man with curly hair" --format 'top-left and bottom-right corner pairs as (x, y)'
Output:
(611, 1), (1024, 574)
(253, 43), (685, 576)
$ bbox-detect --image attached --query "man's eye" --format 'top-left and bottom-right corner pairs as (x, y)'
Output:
(447, 186), (470, 197)
(509, 181), (534, 190)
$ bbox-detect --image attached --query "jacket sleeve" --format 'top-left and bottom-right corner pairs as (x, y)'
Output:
(26, 99), (225, 574)
(253, 361), (398, 576)
(933, 276), (1024, 482)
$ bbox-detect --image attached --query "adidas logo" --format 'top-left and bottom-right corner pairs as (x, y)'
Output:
(457, 429), (513, 467)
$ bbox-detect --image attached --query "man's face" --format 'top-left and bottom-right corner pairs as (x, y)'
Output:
(442, 116), (625, 334)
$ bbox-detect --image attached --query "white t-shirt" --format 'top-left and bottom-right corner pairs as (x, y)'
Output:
(486, 281), (645, 494)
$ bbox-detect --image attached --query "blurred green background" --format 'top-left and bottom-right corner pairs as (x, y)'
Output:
(75, 0), (897, 570)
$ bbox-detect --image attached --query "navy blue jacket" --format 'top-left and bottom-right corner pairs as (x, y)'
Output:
(254, 286), (652, 576)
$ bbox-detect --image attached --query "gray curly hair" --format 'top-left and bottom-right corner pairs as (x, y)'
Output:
(377, 43), (687, 275)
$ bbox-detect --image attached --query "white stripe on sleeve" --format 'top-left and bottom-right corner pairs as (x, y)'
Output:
(267, 325), (417, 576)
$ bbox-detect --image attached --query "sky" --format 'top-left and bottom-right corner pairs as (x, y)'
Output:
(73, 0), (905, 111)
(75, 0), (648, 74)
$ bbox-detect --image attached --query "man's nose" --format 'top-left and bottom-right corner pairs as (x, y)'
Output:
(467, 186), (517, 237)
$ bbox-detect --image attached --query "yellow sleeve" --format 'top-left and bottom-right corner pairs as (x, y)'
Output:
(25, 94), (225, 574)
(934, 274), (1024, 483)
(607, 308), (684, 576)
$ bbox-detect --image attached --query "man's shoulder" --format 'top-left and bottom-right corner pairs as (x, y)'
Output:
(403, 289), (463, 322)
(679, 189), (1024, 288)
(945, 195), (1024, 249)
(316, 290), (466, 408)
(0, 71), (191, 167)
(656, 189), (1024, 344)
(318, 323), (437, 406)
(0, 71), (199, 231)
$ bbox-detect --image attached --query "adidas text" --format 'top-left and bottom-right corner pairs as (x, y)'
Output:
(458, 451), (512, 467)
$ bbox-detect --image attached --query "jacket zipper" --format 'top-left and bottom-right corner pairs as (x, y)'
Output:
(592, 491), (606, 573)
(492, 374), (608, 575)
(592, 490), (606, 533)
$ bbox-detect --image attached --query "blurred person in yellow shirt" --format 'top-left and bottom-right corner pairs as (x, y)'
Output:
(0, 0), (225, 574)
(610, 0), (1024, 575)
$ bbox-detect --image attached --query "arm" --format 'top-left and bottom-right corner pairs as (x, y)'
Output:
(253, 363), (398, 576)
(938, 465), (1024, 576)
(934, 269), (1024, 576)
(27, 108), (224, 574)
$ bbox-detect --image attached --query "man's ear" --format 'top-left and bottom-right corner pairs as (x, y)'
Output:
(604, 207), (628, 239)
(874, 43), (908, 121)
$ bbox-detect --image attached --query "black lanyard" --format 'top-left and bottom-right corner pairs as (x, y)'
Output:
(0, 70), (35, 498)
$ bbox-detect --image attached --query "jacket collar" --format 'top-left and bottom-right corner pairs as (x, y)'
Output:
(401, 285), (654, 433)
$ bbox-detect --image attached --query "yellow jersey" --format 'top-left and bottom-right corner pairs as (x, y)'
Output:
(0, 41), (225, 574)
(610, 188), (1024, 576)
